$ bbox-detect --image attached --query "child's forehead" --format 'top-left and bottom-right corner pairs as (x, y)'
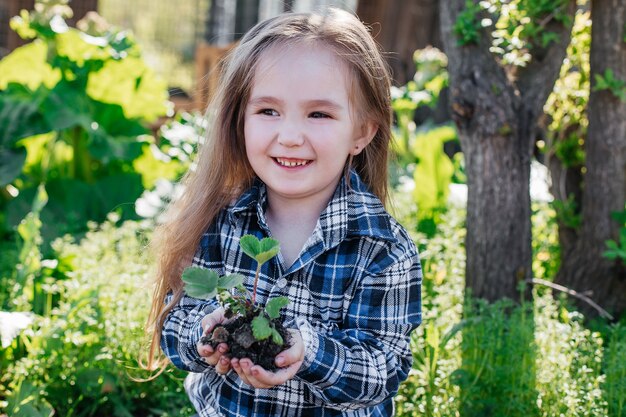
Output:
(250, 42), (354, 93)
(255, 41), (347, 72)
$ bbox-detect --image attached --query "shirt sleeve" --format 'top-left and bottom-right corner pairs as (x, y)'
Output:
(161, 292), (221, 372)
(294, 249), (422, 410)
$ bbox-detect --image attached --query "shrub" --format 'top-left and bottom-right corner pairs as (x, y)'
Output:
(1, 216), (193, 416)
(0, 0), (169, 246)
(394, 203), (620, 417)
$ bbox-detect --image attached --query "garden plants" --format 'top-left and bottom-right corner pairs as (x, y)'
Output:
(0, 0), (169, 245)
(182, 235), (290, 370)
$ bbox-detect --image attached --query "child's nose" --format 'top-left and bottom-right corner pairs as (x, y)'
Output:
(276, 120), (305, 147)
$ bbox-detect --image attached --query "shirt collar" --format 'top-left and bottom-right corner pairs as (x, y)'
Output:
(227, 170), (396, 247)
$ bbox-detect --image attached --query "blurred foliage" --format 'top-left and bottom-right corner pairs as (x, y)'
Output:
(393, 204), (622, 417)
(454, 0), (572, 67)
(531, 202), (561, 280)
(593, 69), (626, 102)
(603, 209), (626, 262)
(0, 0), (170, 247)
(390, 47), (463, 237)
(455, 296), (540, 417)
(0, 214), (194, 416)
(134, 111), (204, 222)
(543, 6), (590, 169)
(98, 0), (210, 93)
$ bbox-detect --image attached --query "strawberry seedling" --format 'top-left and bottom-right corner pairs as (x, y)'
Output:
(182, 235), (290, 370)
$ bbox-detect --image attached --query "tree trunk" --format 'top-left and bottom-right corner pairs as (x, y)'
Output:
(440, 0), (576, 302)
(357, 0), (442, 85)
(556, 0), (626, 317)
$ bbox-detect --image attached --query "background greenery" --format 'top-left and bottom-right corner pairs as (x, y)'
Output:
(1, 1), (624, 417)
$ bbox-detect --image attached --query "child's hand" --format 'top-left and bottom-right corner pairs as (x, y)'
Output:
(231, 328), (304, 388)
(197, 307), (231, 375)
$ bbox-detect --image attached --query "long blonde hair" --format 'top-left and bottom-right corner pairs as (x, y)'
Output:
(145, 7), (393, 370)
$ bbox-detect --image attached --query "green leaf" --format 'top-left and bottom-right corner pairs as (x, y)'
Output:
(270, 328), (284, 345)
(256, 237), (280, 264)
(251, 315), (272, 341)
(6, 179), (96, 246)
(0, 147), (27, 186)
(87, 129), (146, 164)
(40, 80), (93, 132)
(91, 173), (144, 221)
(87, 56), (168, 121)
(240, 235), (280, 265)
(265, 296), (289, 319)
(240, 234), (261, 259)
(0, 42), (60, 91)
(411, 125), (456, 217)
(0, 83), (50, 146)
(217, 273), (245, 291)
(181, 267), (219, 299)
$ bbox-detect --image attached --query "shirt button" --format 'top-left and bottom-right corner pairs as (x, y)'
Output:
(276, 278), (288, 289)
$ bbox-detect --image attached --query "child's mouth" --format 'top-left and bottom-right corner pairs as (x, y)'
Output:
(274, 157), (311, 167)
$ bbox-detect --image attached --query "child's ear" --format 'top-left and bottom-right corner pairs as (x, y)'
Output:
(351, 121), (378, 155)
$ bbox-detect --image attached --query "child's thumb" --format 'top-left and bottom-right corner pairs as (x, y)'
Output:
(201, 307), (226, 334)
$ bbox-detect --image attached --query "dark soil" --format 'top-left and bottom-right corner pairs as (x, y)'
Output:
(201, 310), (291, 371)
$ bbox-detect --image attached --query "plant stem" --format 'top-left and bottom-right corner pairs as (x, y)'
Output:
(252, 264), (261, 305)
(72, 127), (93, 183)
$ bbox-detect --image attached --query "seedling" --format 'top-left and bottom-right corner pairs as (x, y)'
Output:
(181, 235), (290, 370)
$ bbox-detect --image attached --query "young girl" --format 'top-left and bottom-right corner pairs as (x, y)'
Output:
(147, 8), (422, 417)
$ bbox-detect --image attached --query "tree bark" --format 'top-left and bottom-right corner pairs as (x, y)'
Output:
(440, 0), (576, 302)
(556, 0), (626, 317)
(357, 0), (442, 85)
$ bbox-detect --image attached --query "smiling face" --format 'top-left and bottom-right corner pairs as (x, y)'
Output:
(244, 42), (376, 209)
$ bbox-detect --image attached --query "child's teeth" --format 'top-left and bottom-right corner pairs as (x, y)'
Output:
(278, 158), (307, 167)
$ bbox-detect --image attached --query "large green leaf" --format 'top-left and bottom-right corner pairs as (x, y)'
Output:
(90, 173), (144, 221)
(87, 130), (146, 164)
(6, 174), (143, 247)
(251, 315), (272, 341)
(411, 125), (456, 215)
(91, 100), (147, 138)
(0, 42), (60, 91)
(0, 147), (27, 186)
(55, 30), (111, 67)
(40, 80), (93, 132)
(0, 84), (49, 185)
(265, 296), (289, 320)
(0, 83), (50, 146)
(86, 100), (148, 164)
(217, 273), (245, 291)
(6, 179), (95, 247)
(181, 267), (220, 299)
(87, 57), (168, 121)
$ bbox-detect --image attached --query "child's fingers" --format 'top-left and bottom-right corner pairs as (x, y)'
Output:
(240, 360), (274, 389)
(231, 358), (252, 386)
(275, 329), (304, 368)
(215, 356), (231, 374)
(249, 360), (301, 387)
(201, 307), (226, 334)
(197, 341), (214, 357)
(197, 342), (229, 368)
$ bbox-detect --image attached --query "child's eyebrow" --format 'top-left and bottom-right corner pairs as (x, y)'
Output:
(248, 96), (344, 111)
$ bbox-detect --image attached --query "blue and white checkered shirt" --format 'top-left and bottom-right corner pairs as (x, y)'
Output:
(161, 170), (422, 417)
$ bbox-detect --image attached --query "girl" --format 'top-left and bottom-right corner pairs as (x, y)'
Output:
(147, 8), (422, 417)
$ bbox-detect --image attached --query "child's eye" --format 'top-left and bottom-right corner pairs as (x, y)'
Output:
(260, 109), (279, 116)
(309, 111), (330, 119)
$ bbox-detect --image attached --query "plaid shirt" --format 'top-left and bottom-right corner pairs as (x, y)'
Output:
(161, 170), (422, 417)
